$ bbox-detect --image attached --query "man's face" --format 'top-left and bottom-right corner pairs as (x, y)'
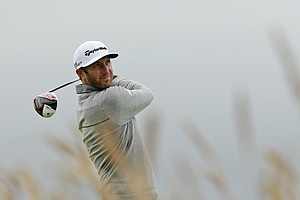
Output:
(81, 56), (114, 89)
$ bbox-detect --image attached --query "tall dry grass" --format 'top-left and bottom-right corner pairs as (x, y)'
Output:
(1, 29), (300, 199)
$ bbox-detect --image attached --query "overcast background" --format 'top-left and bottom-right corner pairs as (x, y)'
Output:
(1, 0), (300, 199)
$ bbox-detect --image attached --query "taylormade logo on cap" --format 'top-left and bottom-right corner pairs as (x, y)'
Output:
(73, 41), (118, 70)
(85, 47), (107, 56)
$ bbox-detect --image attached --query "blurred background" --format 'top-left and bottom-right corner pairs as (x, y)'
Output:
(1, 0), (300, 199)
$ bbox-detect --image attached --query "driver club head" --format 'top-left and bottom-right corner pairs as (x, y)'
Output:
(33, 92), (58, 118)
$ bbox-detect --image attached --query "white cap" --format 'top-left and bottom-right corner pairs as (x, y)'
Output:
(73, 41), (118, 70)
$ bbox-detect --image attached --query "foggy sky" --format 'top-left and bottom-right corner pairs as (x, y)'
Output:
(1, 0), (300, 199)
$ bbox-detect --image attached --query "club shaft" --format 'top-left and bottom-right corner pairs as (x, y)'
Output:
(49, 79), (80, 92)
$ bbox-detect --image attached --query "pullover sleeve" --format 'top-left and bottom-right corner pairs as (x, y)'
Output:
(101, 77), (154, 125)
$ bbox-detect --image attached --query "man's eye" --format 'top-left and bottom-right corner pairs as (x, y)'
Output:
(93, 64), (100, 68)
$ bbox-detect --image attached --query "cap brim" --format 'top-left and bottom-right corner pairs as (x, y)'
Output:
(108, 52), (118, 59)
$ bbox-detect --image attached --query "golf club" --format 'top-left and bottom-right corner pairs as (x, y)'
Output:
(49, 79), (80, 92)
(33, 79), (80, 118)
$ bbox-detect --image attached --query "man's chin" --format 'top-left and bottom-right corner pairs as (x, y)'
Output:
(101, 79), (112, 88)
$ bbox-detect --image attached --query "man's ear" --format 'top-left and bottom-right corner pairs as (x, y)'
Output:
(76, 68), (84, 79)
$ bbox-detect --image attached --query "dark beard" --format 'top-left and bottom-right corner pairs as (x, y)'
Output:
(86, 73), (111, 89)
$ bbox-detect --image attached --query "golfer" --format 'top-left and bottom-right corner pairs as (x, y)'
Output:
(73, 41), (158, 200)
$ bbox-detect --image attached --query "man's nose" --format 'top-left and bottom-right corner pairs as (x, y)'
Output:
(101, 63), (109, 72)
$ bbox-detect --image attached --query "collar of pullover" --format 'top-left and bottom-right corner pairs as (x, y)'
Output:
(76, 84), (105, 94)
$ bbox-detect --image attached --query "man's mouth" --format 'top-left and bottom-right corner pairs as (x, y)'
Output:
(101, 75), (110, 80)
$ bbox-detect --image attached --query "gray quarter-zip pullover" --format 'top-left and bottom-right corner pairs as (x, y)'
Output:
(76, 77), (158, 199)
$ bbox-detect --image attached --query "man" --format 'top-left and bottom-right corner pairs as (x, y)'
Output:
(73, 41), (158, 200)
